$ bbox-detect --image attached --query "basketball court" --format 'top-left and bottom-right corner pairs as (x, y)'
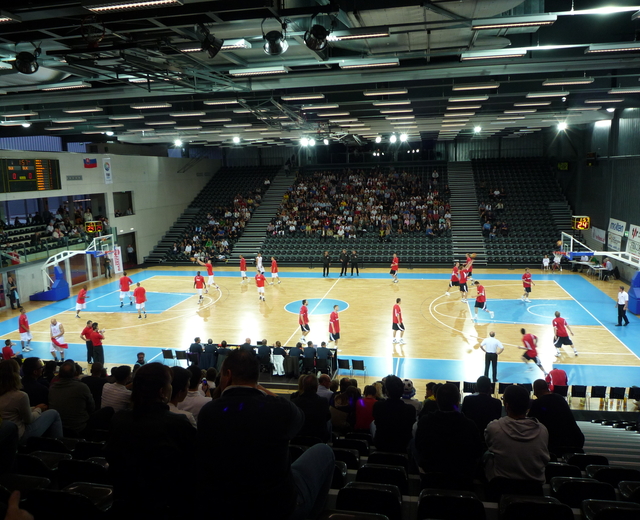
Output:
(0, 262), (637, 393)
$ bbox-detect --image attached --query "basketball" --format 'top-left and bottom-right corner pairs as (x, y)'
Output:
(190, 257), (196, 262)
(471, 253), (477, 259)
(557, 240), (563, 247)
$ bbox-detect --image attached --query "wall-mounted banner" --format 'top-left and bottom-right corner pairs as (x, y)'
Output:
(626, 223), (640, 256)
(608, 233), (621, 251)
(608, 217), (626, 237)
(591, 226), (606, 245)
(103, 157), (113, 184)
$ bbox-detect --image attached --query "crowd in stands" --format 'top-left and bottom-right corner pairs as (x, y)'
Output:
(270, 166), (452, 240)
(1, 341), (595, 519)
(172, 187), (264, 263)
(478, 186), (509, 239)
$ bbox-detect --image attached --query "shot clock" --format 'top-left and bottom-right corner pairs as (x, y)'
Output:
(572, 216), (591, 231)
(0, 158), (61, 193)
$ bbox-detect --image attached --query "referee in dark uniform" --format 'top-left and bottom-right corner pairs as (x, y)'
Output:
(350, 250), (359, 276)
(339, 249), (349, 277)
(322, 251), (331, 277)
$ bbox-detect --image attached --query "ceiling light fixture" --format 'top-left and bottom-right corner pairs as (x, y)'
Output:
(399, 133), (408, 142)
(203, 99), (239, 105)
(262, 17), (289, 56)
(449, 95), (489, 102)
(200, 118), (231, 123)
(317, 112), (349, 117)
(444, 112), (475, 117)
(514, 102), (551, 106)
(608, 87), (640, 94)
(452, 81), (500, 91)
(304, 15), (329, 51)
(390, 135), (397, 143)
(85, 0), (183, 11)
(585, 98), (623, 103)
(63, 107), (103, 113)
(0, 10), (21, 23)
(474, 126), (482, 133)
(13, 48), (41, 75)
(380, 109), (413, 114)
(606, 107), (616, 113)
(130, 102), (172, 109)
(41, 82), (90, 91)
(504, 109), (537, 114)
(446, 105), (481, 110)
(460, 49), (527, 60)
(196, 23), (224, 59)
(145, 121), (176, 126)
(229, 66), (289, 77)
(542, 77), (594, 86)
(471, 14), (557, 30)
(169, 111), (206, 117)
(339, 59), (399, 69)
(375, 136), (382, 143)
(109, 115), (144, 120)
(232, 136), (241, 144)
(220, 39), (251, 51)
(174, 139), (183, 146)
(301, 104), (339, 111)
(385, 115), (414, 120)
(329, 27), (390, 41)
(372, 100), (411, 107)
(281, 93), (325, 101)
(526, 91), (569, 98)
(53, 118), (86, 123)
(586, 42), (640, 53)
(364, 88), (408, 96)
(566, 106), (601, 111)
(557, 122), (568, 131)
(44, 126), (74, 131)
(1, 111), (38, 118)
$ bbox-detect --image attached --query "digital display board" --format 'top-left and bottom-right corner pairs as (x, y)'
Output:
(0, 158), (62, 193)
(84, 221), (104, 234)
(572, 216), (591, 230)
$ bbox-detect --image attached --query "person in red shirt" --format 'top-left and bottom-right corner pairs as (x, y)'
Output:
(465, 253), (475, 280)
(197, 258), (219, 292)
(18, 307), (33, 353)
(392, 298), (405, 344)
(521, 267), (535, 303)
(472, 281), (494, 321)
(239, 255), (248, 283)
(2, 339), (22, 361)
(445, 261), (460, 297)
(80, 320), (94, 364)
(255, 271), (266, 301)
(119, 272), (133, 308)
(194, 271), (206, 304)
(390, 254), (399, 283)
(354, 385), (378, 431)
(329, 305), (340, 346)
(76, 285), (88, 318)
(133, 282), (147, 319)
(518, 328), (547, 376)
(552, 311), (578, 357)
(545, 367), (568, 392)
(299, 299), (310, 342)
(269, 256), (281, 285)
(90, 322), (106, 365)
(458, 266), (469, 302)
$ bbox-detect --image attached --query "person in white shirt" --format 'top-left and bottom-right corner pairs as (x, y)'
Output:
(616, 286), (630, 327)
(255, 253), (264, 273)
(480, 331), (505, 383)
(168, 366), (196, 428)
(101, 366), (132, 412)
(542, 255), (550, 271)
(177, 366), (211, 420)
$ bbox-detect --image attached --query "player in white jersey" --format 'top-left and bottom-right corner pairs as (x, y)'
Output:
(50, 318), (67, 362)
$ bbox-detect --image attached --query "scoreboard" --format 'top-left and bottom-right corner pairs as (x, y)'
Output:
(572, 215), (591, 231)
(0, 158), (62, 193)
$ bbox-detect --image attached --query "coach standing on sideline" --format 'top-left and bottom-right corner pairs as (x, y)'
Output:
(616, 286), (630, 326)
(480, 331), (504, 383)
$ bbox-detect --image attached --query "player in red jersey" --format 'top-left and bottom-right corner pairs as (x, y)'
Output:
(329, 305), (341, 346)
(194, 271), (206, 304)
(465, 253), (475, 280)
(392, 298), (405, 344)
(133, 282), (147, 319)
(458, 266), (470, 302)
(545, 367), (568, 392)
(239, 255), (248, 283)
(299, 299), (310, 342)
(521, 267), (535, 302)
(75, 285), (88, 318)
(269, 256), (281, 285)
(197, 258), (219, 293)
(390, 254), (399, 283)
(472, 280), (494, 321)
(255, 271), (266, 301)
(445, 261), (460, 297)
(552, 311), (578, 357)
(518, 328), (547, 375)
(119, 272), (133, 307)
(18, 307), (32, 352)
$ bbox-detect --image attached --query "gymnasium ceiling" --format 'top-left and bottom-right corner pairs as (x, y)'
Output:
(0, 0), (640, 148)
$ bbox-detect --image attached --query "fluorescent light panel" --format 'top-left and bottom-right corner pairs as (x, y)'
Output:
(372, 100), (411, 106)
(302, 104), (339, 110)
(460, 49), (527, 61)
(41, 82), (90, 91)
(585, 99), (623, 103)
(169, 111), (206, 117)
(339, 59), (399, 69)
(130, 102), (172, 109)
(514, 102), (551, 106)
(1, 111), (38, 118)
(452, 82), (499, 91)
(542, 77), (593, 86)
(281, 93), (325, 101)
(363, 88), (407, 96)
(526, 91), (569, 98)
(0, 10), (21, 23)
(445, 112), (475, 117)
(471, 14), (557, 30)
(203, 99), (239, 105)
(608, 87), (640, 94)
(329, 27), (390, 41)
(84, 1), (183, 13)
(449, 95), (489, 102)
(109, 115), (144, 120)
(63, 107), (103, 113)
(229, 66), (288, 77)
(446, 105), (481, 110)
(200, 118), (231, 123)
(586, 42), (640, 53)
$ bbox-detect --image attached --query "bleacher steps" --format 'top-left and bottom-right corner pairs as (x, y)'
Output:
(448, 161), (487, 265)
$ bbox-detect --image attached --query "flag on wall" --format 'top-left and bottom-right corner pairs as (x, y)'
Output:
(83, 158), (98, 168)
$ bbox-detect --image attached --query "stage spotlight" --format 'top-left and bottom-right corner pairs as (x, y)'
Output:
(375, 136), (382, 143)
(197, 23), (224, 59)
(400, 133), (408, 142)
(21, 122), (31, 128)
(233, 136), (240, 144)
(263, 18), (289, 56)
(390, 134), (397, 143)
(105, 131), (114, 136)
(309, 138), (316, 146)
(474, 126), (482, 133)
(557, 122), (567, 131)
(14, 49), (40, 74)
(174, 139), (183, 146)
(300, 137), (309, 146)
(304, 23), (329, 51)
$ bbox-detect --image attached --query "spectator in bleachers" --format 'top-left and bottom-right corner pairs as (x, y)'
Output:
(331, 386), (359, 434)
(178, 365), (211, 420)
(48, 361), (96, 437)
(461, 376), (502, 434)
(168, 366), (196, 428)
(107, 363), (196, 517)
(372, 375), (416, 452)
(21, 357), (49, 407)
(291, 374), (331, 442)
(528, 379), (584, 454)
(81, 362), (108, 408)
(354, 385), (378, 432)
(198, 349), (334, 519)
(0, 359), (63, 443)
(401, 379), (423, 413)
(101, 365), (132, 412)
(317, 374), (334, 401)
(484, 384), (550, 484)
(414, 383), (482, 489)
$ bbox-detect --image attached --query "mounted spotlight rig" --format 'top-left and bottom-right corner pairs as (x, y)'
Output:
(304, 13), (336, 51)
(196, 23), (224, 58)
(262, 17), (289, 56)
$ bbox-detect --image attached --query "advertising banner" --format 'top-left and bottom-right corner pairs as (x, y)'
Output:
(112, 246), (124, 274)
(103, 157), (113, 184)
(608, 233), (621, 251)
(591, 226), (606, 245)
(608, 217), (626, 237)
(625, 224), (640, 256)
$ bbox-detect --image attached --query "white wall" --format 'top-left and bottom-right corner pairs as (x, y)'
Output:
(0, 151), (220, 260)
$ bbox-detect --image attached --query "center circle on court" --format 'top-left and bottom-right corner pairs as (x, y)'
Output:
(284, 299), (349, 315)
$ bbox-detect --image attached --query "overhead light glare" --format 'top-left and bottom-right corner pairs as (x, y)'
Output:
(557, 122), (568, 131)
(389, 135), (397, 143)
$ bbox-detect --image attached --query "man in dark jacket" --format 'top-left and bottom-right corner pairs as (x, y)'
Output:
(372, 375), (416, 452)
(292, 374), (331, 442)
(461, 376), (502, 434)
